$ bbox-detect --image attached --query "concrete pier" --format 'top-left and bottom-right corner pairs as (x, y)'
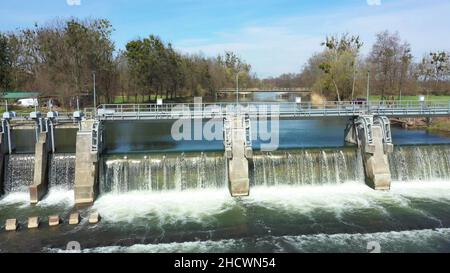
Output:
(363, 125), (392, 190)
(69, 213), (80, 225)
(30, 132), (50, 204)
(0, 129), (7, 196)
(224, 115), (252, 197)
(5, 219), (17, 231)
(346, 115), (393, 190)
(74, 120), (101, 204)
(28, 217), (39, 229)
(49, 215), (60, 226)
(0, 119), (12, 196)
(89, 212), (100, 224)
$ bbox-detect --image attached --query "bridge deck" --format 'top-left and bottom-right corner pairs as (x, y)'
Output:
(95, 101), (450, 121)
(217, 88), (311, 93)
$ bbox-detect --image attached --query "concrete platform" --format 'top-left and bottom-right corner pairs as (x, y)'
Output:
(28, 217), (39, 229)
(88, 212), (100, 224)
(69, 213), (80, 225)
(5, 219), (17, 231)
(48, 215), (60, 227)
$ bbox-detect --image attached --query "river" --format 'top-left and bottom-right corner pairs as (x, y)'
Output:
(0, 93), (449, 253)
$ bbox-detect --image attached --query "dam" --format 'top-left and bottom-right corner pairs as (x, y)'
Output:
(0, 99), (450, 252)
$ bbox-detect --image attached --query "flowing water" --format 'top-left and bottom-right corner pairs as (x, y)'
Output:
(100, 153), (227, 193)
(3, 154), (35, 193)
(0, 144), (449, 253)
(389, 145), (450, 181)
(48, 154), (76, 190)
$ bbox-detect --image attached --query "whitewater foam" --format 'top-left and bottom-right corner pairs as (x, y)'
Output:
(46, 227), (450, 253)
(92, 188), (234, 225)
(0, 187), (74, 208)
(90, 181), (450, 226)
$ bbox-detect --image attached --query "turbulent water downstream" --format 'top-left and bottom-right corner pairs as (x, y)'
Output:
(0, 145), (450, 253)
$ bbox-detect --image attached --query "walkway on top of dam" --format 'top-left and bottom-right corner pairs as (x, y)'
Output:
(95, 100), (450, 121)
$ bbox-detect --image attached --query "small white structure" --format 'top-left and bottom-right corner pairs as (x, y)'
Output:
(17, 98), (38, 107)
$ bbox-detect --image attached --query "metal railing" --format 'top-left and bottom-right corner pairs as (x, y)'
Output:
(94, 100), (450, 120)
(1, 111), (92, 124)
(4, 112), (78, 122)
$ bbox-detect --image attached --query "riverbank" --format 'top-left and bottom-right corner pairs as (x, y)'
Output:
(427, 117), (450, 136)
(392, 117), (450, 137)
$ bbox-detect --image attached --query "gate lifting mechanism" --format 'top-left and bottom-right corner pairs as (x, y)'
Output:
(1, 101), (15, 154)
(1, 112), (15, 154)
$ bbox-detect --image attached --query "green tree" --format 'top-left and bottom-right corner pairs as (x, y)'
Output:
(318, 33), (363, 101)
(126, 35), (168, 100)
(0, 33), (11, 92)
(369, 31), (412, 100)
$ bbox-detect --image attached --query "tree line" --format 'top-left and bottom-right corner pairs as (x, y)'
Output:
(1, 18), (449, 108)
(0, 18), (256, 108)
(264, 31), (450, 101)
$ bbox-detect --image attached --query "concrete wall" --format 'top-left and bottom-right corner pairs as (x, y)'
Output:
(29, 132), (50, 204)
(74, 120), (99, 204)
(360, 126), (392, 190)
(227, 116), (250, 197)
(0, 132), (6, 196)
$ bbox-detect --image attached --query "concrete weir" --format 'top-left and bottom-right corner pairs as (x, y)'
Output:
(29, 115), (79, 204)
(345, 115), (393, 190)
(0, 124), (8, 196)
(30, 132), (50, 204)
(0, 117), (13, 196)
(224, 114), (252, 197)
(74, 120), (102, 204)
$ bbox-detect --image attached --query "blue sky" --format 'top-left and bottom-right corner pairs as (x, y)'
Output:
(1, 0), (449, 77)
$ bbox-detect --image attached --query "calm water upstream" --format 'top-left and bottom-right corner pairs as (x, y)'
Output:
(1, 93), (450, 253)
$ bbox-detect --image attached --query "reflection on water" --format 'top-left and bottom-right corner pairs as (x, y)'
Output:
(104, 119), (450, 154)
(12, 128), (77, 153)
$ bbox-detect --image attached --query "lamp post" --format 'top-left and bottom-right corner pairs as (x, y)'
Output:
(93, 71), (97, 108)
(366, 70), (370, 102)
(366, 70), (370, 112)
(236, 71), (245, 105)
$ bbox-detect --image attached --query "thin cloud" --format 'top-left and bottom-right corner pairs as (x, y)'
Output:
(178, 0), (450, 77)
(367, 0), (382, 6)
(66, 0), (81, 6)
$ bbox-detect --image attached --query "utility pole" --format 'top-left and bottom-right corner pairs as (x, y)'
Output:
(236, 71), (244, 105)
(351, 58), (357, 101)
(366, 70), (370, 112)
(366, 70), (370, 102)
(93, 71), (97, 108)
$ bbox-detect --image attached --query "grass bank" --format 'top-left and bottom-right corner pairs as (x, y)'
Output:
(427, 117), (450, 136)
